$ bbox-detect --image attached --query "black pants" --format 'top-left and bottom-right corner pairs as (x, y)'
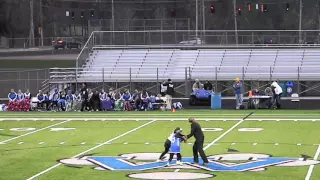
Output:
(81, 100), (91, 111)
(159, 140), (171, 160)
(193, 139), (209, 163)
(274, 93), (282, 109)
(50, 101), (59, 110)
(169, 153), (181, 162)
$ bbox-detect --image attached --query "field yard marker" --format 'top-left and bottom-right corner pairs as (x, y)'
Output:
(60, 142), (65, 145)
(81, 142), (86, 145)
(39, 142), (44, 145)
(18, 142), (24, 145)
(124, 142), (128, 144)
(275, 143), (279, 146)
(253, 143), (257, 146)
(145, 142), (150, 145)
(297, 143), (302, 146)
(0, 120), (71, 144)
(231, 143), (236, 145)
(26, 120), (156, 180)
(305, 145), (320, 180)
(203, 112), (253, 150)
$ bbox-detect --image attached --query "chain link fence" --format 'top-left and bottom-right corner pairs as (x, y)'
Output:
(0, 69), (49, 98)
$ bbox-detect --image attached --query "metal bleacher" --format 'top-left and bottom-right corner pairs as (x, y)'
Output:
(50, 48), (320, 83)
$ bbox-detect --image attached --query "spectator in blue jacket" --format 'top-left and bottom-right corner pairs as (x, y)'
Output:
(16, 89), (24, 101)
(37, 90), (45, 109)
(8, 89), (17, 102)
(140, 90), (149, 111)
(233, 78), (243, 109)
(122, 89), (132, 111)
(50, 88), (60, 111)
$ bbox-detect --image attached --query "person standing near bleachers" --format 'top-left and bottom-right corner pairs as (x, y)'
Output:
(163, 79), (174, 110)
(233, 78), (243, 110)
(271, 81), (283, 109)
(80, 83), (90, 111)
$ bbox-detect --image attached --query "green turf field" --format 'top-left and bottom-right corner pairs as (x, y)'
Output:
(1, 110), (320, 180)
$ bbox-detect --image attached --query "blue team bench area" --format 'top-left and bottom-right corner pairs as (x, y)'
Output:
(0, 89), (184, 112)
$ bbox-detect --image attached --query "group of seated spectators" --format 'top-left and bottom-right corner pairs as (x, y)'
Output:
(4, 86), (180, 112)
(192, 79), (213, 92)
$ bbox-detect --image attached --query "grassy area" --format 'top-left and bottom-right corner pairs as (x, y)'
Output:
(1, 110), (320, 180)
(0, 60), (75, 68)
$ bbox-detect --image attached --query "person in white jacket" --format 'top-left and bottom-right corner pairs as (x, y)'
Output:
(271, 81), (283, 109)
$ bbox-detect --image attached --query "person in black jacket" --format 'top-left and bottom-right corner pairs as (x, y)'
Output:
(203, 80), (213, 91)
(80, 83), (90, 111)
(186, 117), (209, 165)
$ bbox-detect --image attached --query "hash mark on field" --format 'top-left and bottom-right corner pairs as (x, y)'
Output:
(145, 142), (150, 145)
(124, 142), (128, 145)
(174, 169), (180, 172)
(297, 143), (302, 146)
(18, 142), (24, 145)
(231, 143), (236, 145)
(60, 142), (65, 145)
(275, 143), (279, 146)
(39, 142), (44, 145)
(81, 142), (86, 145)
(253, 143), (257, 146)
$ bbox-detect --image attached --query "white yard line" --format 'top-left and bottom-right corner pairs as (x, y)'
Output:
(26, 119), (157, 180)
(2, 117), (320, 121)
(305, 145), (320, 180)
(0, 120), (71, 144)
(203, 119), (244, 150)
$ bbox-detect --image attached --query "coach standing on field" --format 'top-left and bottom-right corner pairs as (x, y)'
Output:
(163, 79), (174, 110)
(187, 117), (209, 165)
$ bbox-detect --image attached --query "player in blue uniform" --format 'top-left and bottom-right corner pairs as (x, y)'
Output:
(166, 127), (187, 166)
(158, 127), (185, 162)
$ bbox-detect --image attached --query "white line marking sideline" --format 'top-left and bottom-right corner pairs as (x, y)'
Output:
(0, 120), (71, 144)
(26, 119), (157, 180)
(204, 120), (244, 150)
(305, 145), (320, 180)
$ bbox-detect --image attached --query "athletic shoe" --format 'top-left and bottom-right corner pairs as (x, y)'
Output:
(202, 162), (209, 166)
(176, 161), (183, 165)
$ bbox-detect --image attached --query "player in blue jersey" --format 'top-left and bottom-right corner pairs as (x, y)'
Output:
(158, 127), (186, 162)
(166, 127), (187, 166)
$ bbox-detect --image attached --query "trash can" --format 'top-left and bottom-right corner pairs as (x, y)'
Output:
(211, 93), (222, 109)
(286, 81), (294, 97)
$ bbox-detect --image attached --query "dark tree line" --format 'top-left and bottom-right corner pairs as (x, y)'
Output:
(0, 0), (320, 38)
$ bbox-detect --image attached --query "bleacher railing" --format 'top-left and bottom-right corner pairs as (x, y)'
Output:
(49, 66), (320, 83)
(90, 30), (320, 47)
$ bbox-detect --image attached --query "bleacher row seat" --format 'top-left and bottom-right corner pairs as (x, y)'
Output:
(72, 49), (320, 82)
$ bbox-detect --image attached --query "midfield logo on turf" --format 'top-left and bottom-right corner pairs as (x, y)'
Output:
(59, 153), (320, 180)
